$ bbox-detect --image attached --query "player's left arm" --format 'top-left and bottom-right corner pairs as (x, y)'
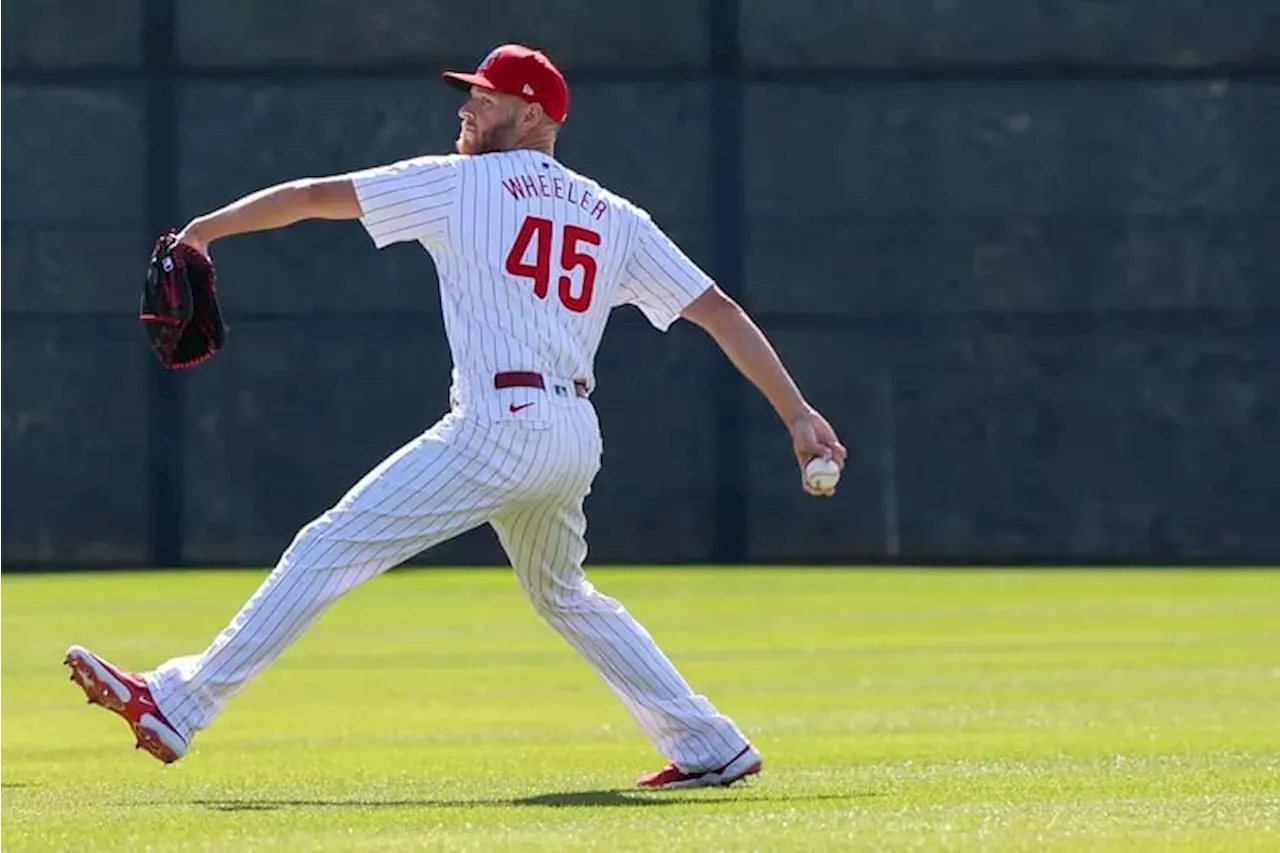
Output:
(177, 176), (361, 258)
(179, 157), (460, 258)
(680, 287), (847, 495)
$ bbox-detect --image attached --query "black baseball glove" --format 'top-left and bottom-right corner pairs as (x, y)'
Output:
(140, 231), (227, 369)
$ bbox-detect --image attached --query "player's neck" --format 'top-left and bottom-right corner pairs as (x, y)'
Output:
(511, 129), (557, 158)
(509, 144), (555, 158)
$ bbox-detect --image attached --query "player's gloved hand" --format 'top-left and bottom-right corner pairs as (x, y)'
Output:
(139, 227), (227, 370)
(789, 409), (847, 497)
(174, 220), (212, 261)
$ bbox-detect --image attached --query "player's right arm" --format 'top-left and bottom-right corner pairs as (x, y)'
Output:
(680, 285), (847, 497)
(617, 212), (847, 496)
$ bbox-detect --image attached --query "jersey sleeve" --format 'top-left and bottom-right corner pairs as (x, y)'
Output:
(615, 212), (715, 332)
(349, 155), (462, 249)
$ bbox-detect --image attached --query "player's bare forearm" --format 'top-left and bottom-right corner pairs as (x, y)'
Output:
(182, 177), (361, 249)
(680, 286), (812, 425)
(682, 286), (847, 491)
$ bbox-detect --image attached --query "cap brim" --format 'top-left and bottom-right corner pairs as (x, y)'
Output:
(442, 71), (494, 93)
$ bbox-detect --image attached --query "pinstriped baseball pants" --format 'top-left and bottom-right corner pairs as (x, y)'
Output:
(144, 401), (750, 770)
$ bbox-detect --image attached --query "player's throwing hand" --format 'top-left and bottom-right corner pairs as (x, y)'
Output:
(790, 409), (846, 496)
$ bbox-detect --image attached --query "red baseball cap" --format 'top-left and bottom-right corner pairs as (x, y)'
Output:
(442, 44), (570, 124)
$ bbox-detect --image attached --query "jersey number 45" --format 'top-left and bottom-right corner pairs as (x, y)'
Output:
(505, 215), (601, 314)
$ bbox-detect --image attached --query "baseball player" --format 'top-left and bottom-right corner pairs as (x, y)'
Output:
(65, 44), (846, 790)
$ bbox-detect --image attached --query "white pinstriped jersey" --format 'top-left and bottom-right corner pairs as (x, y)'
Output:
(350, 149), (713, 405)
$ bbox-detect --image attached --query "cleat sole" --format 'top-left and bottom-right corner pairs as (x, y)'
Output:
(63, 646), (186, 765)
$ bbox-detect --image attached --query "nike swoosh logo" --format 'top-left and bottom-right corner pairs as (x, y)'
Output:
(509, 402), (535, 413)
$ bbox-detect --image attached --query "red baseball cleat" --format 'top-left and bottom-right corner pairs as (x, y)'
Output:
(637, 744), (763, 790)
(63, 644), (187, 764)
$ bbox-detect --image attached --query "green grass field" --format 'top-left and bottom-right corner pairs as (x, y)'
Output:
(2, 567), (1278, 851)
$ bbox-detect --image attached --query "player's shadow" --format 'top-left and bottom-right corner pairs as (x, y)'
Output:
(197, 789), (685, 810)
(195, 790), (861, 812)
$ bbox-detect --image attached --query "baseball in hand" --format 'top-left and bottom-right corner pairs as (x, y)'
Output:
(804, 457), (841, 490)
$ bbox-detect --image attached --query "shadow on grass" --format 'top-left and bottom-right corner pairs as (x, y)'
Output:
(198, 790), (666, 811)
(195, 789), (865, 811)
